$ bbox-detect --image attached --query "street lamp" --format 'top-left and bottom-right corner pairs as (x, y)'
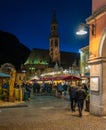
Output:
(76, 23), (96, 36)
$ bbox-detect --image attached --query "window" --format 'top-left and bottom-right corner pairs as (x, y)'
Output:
(55, 40), (58, 46)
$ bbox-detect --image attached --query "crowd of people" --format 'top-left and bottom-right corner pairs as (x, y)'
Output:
(5, 79), (90, 117)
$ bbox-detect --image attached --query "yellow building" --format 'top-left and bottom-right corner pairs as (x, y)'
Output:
(79, 45), (89, 77)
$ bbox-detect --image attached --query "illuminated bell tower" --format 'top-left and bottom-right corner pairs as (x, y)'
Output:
(49, 10), (60, 65)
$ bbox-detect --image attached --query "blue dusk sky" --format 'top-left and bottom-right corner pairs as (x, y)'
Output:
(0, 0), (92, 53)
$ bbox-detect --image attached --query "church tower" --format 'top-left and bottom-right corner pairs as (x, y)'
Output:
(49, 10), (60, 65)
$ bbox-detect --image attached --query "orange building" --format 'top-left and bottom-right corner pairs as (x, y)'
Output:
(86, 0), (106, 116)
(86, 0), (106, 59)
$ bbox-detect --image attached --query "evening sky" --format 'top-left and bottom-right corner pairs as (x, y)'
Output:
(0, 0), (92, 52)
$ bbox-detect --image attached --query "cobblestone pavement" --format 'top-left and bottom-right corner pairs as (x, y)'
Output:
(0, 95), (106, 130)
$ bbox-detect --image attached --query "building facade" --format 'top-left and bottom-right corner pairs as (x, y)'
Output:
(79, 45), (89, 76)
(86, 0), (106, 116)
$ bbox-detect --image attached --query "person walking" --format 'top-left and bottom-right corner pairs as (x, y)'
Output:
(33, 82), (38, 94)
(25, 83), (31, 100)
(85, 82), (90, 112)
(76, 86), (87, 117)
(57, 82), (63, 96)
(69, 82), (78, 112)
(63, 82), (68, 96)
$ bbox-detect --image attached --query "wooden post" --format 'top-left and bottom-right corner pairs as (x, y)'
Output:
(9, 68), (16, 102)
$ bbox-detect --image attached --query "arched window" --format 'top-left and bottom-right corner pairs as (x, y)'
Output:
(51, 40), (53, 46)
(55, 40), (58, 47)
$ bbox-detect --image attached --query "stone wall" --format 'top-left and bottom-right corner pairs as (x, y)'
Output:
(92, 0), (106, 13)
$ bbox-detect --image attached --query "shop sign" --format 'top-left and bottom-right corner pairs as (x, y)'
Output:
(90, 76), (99, 91)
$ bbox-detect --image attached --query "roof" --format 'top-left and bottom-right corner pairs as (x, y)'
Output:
(51, 9), (57, 24)
(24, 48), (80, 69)
(60, 51), (80, 68)
(24, 48), (49, 65)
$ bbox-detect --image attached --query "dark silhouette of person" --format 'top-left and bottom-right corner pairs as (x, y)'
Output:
(76, 86), (86, 117)
(69, 82), (78, 112)
(63, 82), (68, 96)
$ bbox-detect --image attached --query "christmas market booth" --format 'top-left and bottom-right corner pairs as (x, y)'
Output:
(0, 72), (10, 101)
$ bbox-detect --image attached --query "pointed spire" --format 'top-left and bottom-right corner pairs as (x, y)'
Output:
(51, 9), (57, 24)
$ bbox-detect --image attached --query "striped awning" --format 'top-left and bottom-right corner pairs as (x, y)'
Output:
(0, 72), (10, 77)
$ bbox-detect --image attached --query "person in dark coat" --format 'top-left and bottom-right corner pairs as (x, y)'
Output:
(63, 82), (68, 96)
(76, 86), (87, 117)
(33, 82), (38, 94)
(25, 83), (31, 100)
(69, 82), (78, 112)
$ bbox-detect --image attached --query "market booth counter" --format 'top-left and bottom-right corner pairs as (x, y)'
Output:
(0, 72), (10, 101)
(0, 72), (27, 108)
